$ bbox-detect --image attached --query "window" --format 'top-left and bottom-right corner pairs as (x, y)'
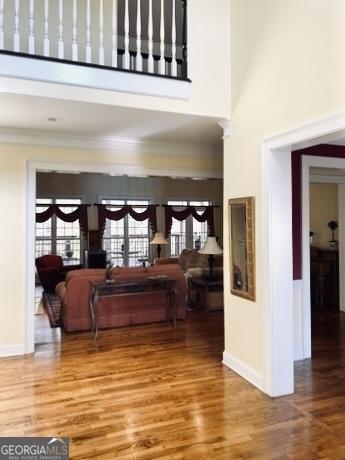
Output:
(35, 198), (83, 264)
(102, 199), (150, 267)
(168, 200), (211, 256)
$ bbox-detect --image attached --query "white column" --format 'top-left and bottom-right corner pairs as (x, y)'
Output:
(58, 0), (64, 59)
(148, 0), (154, 73)
(72, 0), (78, 61)
(86, 0), (91, 63)
(123, 0), (130, 69)
(28, 0), (35, 54)
(159, 0), (165, 75)
(98, 0), (104, 65)
(0, 0), (5, 50)
(43, 0), (49, 56)
(136, 0), (142, 71)
(112, 0), (118, 67)
(171, 0), (177, 77)
(14, 0), (20, 52)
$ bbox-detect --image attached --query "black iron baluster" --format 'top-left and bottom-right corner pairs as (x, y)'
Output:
(181, 0), (188, 79)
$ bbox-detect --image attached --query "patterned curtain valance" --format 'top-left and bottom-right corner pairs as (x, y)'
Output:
(35, 204), (90, 237)
(163, 205), (215, 237)
(96, 204), (158, 235)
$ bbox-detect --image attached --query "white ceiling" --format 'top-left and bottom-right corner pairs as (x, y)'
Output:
(0, 93), (223, 151)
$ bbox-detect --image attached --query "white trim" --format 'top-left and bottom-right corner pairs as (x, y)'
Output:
(31, 159), (222, 179)
(0, 128), (220, 159)
(0, 344), (25, 358)
(301, 157), (311, 359)
(310, 174), (345, 184)
(302, 155), (345, 358)
(25, 161), (36, 354)
(293, 279), (306, 361)
(261, 111), (345, 397)
(263, 112), (345, 151)
(222, 351), (264, 391)
(261, 146), (294, 397)
(0, 54), (191, 100)
(218, 119), (232, 139)
(294, 347), (304, 361)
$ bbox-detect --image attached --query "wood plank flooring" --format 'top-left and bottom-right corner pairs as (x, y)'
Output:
(1, 310), (345, 459)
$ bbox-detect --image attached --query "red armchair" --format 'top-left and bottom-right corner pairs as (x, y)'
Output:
(35, 255), (83, 292)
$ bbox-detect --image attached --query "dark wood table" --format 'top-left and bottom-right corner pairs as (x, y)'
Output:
(89, 277), (177, 339)
(188, 277), (224, 311)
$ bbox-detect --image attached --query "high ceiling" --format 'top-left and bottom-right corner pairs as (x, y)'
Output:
(0, 93), (223, 152)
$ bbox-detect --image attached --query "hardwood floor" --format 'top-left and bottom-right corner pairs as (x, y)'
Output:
(1, 310), (345, 459)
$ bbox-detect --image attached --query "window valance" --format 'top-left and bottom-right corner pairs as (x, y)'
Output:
(96, 204), (158, 235)
(163, 205), (215, 237)
(35, 204), (90, 236)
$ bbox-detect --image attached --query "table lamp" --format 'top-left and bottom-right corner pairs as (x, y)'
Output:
(199, 236), (223, 280)
(150, 232), (168, 258)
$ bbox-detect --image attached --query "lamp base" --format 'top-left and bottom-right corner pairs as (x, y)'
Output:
(208, 254), (215, 281)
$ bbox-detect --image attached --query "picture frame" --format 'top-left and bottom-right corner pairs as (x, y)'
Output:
(229, 196), (256, 301)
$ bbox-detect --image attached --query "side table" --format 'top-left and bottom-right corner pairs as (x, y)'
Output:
(89, 277), (177, 339)
(188, 278), (223, 311)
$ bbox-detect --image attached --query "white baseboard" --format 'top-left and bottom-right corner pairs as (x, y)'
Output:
(223, 351), (264, 392)
(0, 344), (25, 358)
(294, 347), (305, 361)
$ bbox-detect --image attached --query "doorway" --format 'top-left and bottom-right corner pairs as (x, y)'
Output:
(261, 114), (345, 397)
(27, 161), (224, 354)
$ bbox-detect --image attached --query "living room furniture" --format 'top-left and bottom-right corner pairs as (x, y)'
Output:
(155, 248), (223, 273)
(198, 236), (223, 280)
(55, 264), (186, 332)
(35, 254), (83, 293)
(138, 257), (149, 267)
(310, 247), (339, 309)
(84, 250), (107, 268)
(88, 230), (103, 251)
(150, 232), (168, 258)
(188, 277), (223, 311)
(90, 277), (177, 338)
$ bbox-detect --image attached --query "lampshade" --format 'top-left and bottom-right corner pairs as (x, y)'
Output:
(199, 236), (223, 255)
(150, 232), (168, 245)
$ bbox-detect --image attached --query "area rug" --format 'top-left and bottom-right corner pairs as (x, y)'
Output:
(42, 292), (61, 328)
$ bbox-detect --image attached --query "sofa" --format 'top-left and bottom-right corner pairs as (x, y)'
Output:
(155, 248), (223, 272)
(56, 264), (186, 332)
(155, 249), (223, 307)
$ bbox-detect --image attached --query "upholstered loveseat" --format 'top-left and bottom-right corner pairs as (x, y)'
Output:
(155, 249), (223, 307)
(56, 264), (186, 332)
(155, 248), (223, 272)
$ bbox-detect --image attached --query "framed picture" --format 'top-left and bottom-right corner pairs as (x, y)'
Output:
(229, 197), (255, 301)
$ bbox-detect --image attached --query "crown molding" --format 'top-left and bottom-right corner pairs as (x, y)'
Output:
(218, 119), (232, 139)
(0, 128), (222, 158)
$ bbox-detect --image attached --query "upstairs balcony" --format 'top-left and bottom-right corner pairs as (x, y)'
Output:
(0, 0), (189, 99)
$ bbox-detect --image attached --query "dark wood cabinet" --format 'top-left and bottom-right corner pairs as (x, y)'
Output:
(310, 247), (339, 309)
(85, 250), (107, 269)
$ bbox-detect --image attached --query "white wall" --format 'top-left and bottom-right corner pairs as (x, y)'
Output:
(0, 142), (222, 354)
(0, 0), (231, 119)
(310, 183), (338, 248)
(224, 0), (345, 382)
